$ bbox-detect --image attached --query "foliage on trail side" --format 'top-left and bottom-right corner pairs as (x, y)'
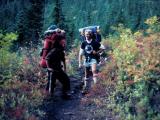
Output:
(101, 16), (160, 120)
(0, 49), (47, 119)
(0, 35), (47, 119)
(0, 31), (21, 81)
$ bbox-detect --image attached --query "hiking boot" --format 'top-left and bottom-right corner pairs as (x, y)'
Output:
(62, 92), (72, 100)
(81, 88), (89, 95)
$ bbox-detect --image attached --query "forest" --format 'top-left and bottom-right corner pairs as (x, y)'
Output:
(0, 0), (160, 120)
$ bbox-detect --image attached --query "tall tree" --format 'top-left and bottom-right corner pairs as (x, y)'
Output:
(16, 9), (28, 47)
(53, 0), (66, 29)
(26, 0), (45, 47)
(52, 0), (74, 49)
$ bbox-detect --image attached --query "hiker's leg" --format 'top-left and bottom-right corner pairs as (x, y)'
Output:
(50, 71), (56, 94)
(56, 70), (71, 99)
(83, 67), (90, 92)
(91, 63), (98, 84)
(56, 70), (70, 93)
(84, 67), (90, 79)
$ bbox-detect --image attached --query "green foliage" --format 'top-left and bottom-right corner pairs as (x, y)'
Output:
(25, 0), (45, 46)
(0, 46), (46, 120)
(112, 25), (138, 65)
(106, 17), (160, 119)
(51, 0), (76, 49)
(66, 48), (79, 76)
(145, 16), (160, 34)
(0, 32), (17, 50)
(0, 80), (45, 120)
(0, 32), (22, 81)
(110, 24), (139, 82)
(1, 0), (160, 45)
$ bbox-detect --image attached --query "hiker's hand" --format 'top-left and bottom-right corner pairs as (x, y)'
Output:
(79, 63), (83, 68)
(47, 68), (53, 72)
(92, 50), (97, 55)
(64, 67), (66, 73)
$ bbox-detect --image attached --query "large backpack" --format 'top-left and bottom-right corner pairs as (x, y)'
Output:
(79, 25), (101, 42)
(39, 26), (65, 68)
(39, 34), (56, 68)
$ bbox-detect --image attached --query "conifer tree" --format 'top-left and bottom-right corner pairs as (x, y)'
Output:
(26, 0), (45, 47)
(53, 0), (65, 29)
(52, 0), (74, 49)
(16, 10), (27, 47)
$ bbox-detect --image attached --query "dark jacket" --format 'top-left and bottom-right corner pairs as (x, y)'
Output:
(45, 48), (65, 70)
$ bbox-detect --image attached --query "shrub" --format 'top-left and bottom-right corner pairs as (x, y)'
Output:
(0, 31), (22, 81)
(106, 17), (160, 119)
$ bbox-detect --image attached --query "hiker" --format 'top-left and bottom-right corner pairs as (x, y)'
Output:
(78, 29), (105, 94)
(39, 25), (71, 99)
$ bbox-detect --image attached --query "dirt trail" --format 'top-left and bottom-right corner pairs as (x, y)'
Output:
(40, 74), (114, 120)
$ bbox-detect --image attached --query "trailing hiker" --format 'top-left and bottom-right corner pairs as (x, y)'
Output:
(78, 29), (105, 94)
(39, 25), (71, 99)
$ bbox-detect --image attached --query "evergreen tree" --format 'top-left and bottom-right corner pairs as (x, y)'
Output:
(16, 10), (27, 47)
(1, 0), (160, 40)
(52, 0), (74, 49)
(87, 10), (92, 25)
(53, 0), (65, 29)
(26, 0), (45, 47)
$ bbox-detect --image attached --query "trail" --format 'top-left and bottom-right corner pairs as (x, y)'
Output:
(40, 72), (114, 120)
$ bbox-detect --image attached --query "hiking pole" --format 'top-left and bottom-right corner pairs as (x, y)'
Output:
(48, 71), (52, 94)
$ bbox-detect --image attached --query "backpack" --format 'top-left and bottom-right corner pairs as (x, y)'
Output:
(79, 25), (101, 42)
(39, 34), (56, 68)
(39, 26), (66, 68)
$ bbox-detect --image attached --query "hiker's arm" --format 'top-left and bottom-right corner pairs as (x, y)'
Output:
(46, 60), (53, 71)
(98, 44), (105, 53)
(62, 51), (66, 72)
(45, 50), (53, 71)
(79, 48), (84, 68)
(93, 44), (105, 55)
(63, 60), (66, 72)
(42, 40), (50, 59)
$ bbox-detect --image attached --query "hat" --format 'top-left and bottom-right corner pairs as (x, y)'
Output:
(44, 25), (57, 35)
(47, 25), (57, 30)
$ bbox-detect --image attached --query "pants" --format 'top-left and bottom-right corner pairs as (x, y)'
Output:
(46, 69), (70, 94)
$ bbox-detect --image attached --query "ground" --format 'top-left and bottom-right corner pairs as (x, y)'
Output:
(40, 74), (115, 120)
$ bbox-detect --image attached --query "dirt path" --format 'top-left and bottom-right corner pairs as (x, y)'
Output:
(40, 74), (114, 120)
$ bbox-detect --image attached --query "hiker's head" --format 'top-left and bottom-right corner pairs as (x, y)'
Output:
(85, 29), (92, 40)
(55, 28), (65, 36)
(44, 24), (57, 37)
(55, 28), (61, 34)
(48, 24), (57, 31)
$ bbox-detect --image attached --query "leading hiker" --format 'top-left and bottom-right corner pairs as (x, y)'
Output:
(40, 25), (71, 99)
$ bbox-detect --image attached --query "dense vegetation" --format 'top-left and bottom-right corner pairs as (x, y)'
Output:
(104, 16), (160, 119)
(0, 0), (160, 119)
(0, 0), (160, 47)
